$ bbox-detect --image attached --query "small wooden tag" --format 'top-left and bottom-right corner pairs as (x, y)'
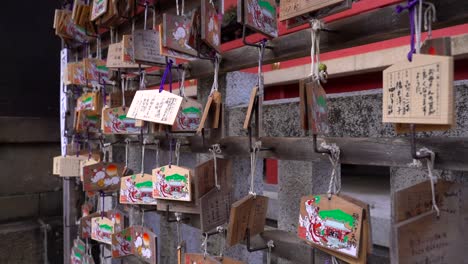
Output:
(383, 54), (454, 125)
(80, 158), (100, 181)
(243, 87), (258, 130)
(298, 195), (363, 259)
(197, 91), (222, 133)
(305, 80), (329, 134)
(90, 0), (108, 21)
(82, 162), (124, 192)
(83, 58), (109, 87)
(74, 238), (86, 254)
(195, 158), (232, 198)
(127, 90), (183, 125)
(80, 212), (100, 239)
(76, 92), (101, 115)
(162, 13), (197, 56)
(159, 24), (197, 61)
(152, 165), (192, 201)
(240, 0), (278, 38)
(172, 98), (203, 132)
(53, 155), (87, 177)
(226, 195), (269, 246)
(102, 106), (141, 134)
(199, 188), (231, 232)
(132, 226), (158, 264)
(185, 253), (221, 264)
(120, 174), (158, 205)
(279, 0), (345, 21)
(112, 227), (133, 258)
(133, 29), (166, 65)
(75, 111), (100, 134)
(107, 42), (144, 69)
(66, 62), (87, 86)
(200, 0), (221, 52)
(91, 216), (115, 244)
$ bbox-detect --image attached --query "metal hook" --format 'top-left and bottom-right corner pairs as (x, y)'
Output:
(312, 134), (331, 155)
(410, 124), (433, 160)
(245, 228), (274, 253)
(166, 205), (190, 223)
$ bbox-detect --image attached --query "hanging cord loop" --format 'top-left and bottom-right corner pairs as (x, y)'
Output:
(202, 233), (209, 258)
(209, 55), (221, 96)
(141, 138), (148, 175)
(423, 2), (436, 40)
(155, 140), (160, 168)
(396, 0), (425, 61)
(209, 144), (222, 190)
(178, 66), (188, 100)
(175, 139), (181, 166)
(249, 141), (262, 196)
(320, 142), (341, 199)
(160, 59), (174, 93)
(309, 19), (327, 83)
(217, 226), (226, 259)
(266, 240), (275, 264)
(121, 74), (127, 109)
(125, 138), (131, 169)
(257, 40), (266, 94)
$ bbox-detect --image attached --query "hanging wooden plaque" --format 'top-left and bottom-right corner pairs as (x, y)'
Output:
(284, 0), (352, 29)
(91, 216), (115, 244)
(199, 188), (231, 232)
(107, 42), (143, 69)
(152, 165), (192, 201)
(305, 80), (329, 134)
(382, 54), (454, 125)
(80, 158), (100, 181)
(239, 0), (278, 38)
(133, 29), (166, 65)
(279, 0), (345, 21)
(197, 91), (222, 133)
(83, 58), (109, 87)
(71, 246), (83, 263)
(226, 194), (269, 246)
(195, 158), (232, 198)
(157, 173), (200, 214)
(65, 62), (87, 86)
(162, 13), (198, 56)
(75, 111), (100, 134)
(172, 98), (203, 132)
(91, 0), (108, 21)
(214, 257), (245, 264)
(74, 238), (86, 254)
(159, 24), (197, 61)
(53, 155), (87, 177)
(243, 86), (258, 130)
(82, 162), (124, 192)
(77, 92), (101, 114)
(80, 212), (100, 239)
(132, 226), (158, 264)
(298, 195), (363, 258)
(200, 0), (221, 52)
(127, 90), (183, 125)
(102, 106), (141, 134)
(185, 253), (221, 264)
(120, 173), (158, 205)
(112, 227), (134, 258)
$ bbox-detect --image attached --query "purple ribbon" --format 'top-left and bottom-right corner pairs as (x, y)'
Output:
(159, 59), (173, 93)
(396, 0), (420, 61)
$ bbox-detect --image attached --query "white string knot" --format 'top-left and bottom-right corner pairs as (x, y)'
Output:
(309, 19), (327, 83)
(420, 147), (439, 217)
(209, 144), (222, 190)
(209, 55), (221, 96)
(202, 233), (209, 258)
(423, 2), (436, 40)
(266, 240), (274, 264)
(249, 141), (262, 196)
(320, 142), (341, 199)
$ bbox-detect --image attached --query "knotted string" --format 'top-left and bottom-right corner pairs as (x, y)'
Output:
(176, 0), (185, 16)
(396, 0), (421, 61)
(169, 138), (174, 168)
(202, 233), (209, 258)
(249, 141), (262, 196)
(424, 2), (436, 40)
(209, 144), (222, 190)
(320, 142), (341, 199)
(160, 59), (174, 93)
(155, 140), (160, 168)
(217, 226), (226, 259)
(139, 70), (147, 90)
(266, 240), (274, 264)
(309, 19), (327, 83)
(125, 138), (130, 170)
(410, 148), (440, 217)
(209, 55), (220, 96)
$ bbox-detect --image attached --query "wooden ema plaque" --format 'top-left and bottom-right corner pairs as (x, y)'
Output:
(65, 62), (87, 86)
(187, 8), (215, 57)
(383, 54), (454, 125)
(185, 253), (221, 264)
(199, 188), (231, 232)
(127, 90), (183, 125)
(120, 174), (158, 205)
(91, 216), (116, 244)
(132, 226), (158, 264)
(162, 13), (197, 56)
(284, 0), (352, 29)
(76, 92), (101, 115)
(74, 111), (100, 134)
(157, 168), (200, 214)
(238, 0), (278, 38)
(298, 195), (363, 259)
(197, 91), (222, 133)
(112, 227), (134, 258)
(53, 155), (87, 177)
(195, 158), (232, 198)
(91, 0), (108, 21)
(159, 24), (197, 61)
(299, 79), (329, 134)
(80, 212), (100, 239)
(82, 162), (124, 192)
(226, 194), (269, 246)
(200, 0), (221, 52)
(133, 29), (166, 65)
(243, 86), (258, 130)
(102, 107), (141, 134)
(279, 0), (345, 21)
(83, 58), (109, 87)
(172, 98), (203, 132)
(80, 158), (100, 181)
(152, 165), (192, 202)
(107, 42), (143, 69)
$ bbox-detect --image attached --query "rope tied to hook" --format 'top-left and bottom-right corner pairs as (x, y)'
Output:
(320, 142), (341, 199)
(409, 147), (440, 217)
(249, 141), (262, 196)
(209, 144), (222, 190)
(309, 19), (327, 83)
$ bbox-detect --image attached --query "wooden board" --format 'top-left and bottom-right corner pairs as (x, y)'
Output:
(298, 195), (363, 259)
(195, 158), (232, 198)
(305, 80), (329, 134)
(241, 0), (278, 38)
(156, 172), (200, 214)
(80, 158), (100, 181)
(53, 155), (87, 177)
(112, 227), (134, 258)
(226, 194), (269, 246)
(284, 0), (352, 29)
(83, 58), (109, 87)
(80, 212), (100, 239)
(279, 0), (345, 21)
(120, 173), (158, 205)
(76, 92), (101, 115)
(74, 111), (100, 134)
(152, 165), (192, 201)
(102, 106), (141, 134)
(133, 29), (166, 65)
(200, 0), (221, 52)
(91, 216), (115, 244)
(65, 62), (87, 86)
(132, 226), (158, 264)
(162, 13), (197, 56)
(159, 24), (197, 61)
(172, 98), (203, 132)
(243, 86), (258, 130)
(82, 162), (124, 192)
(214, 257), (245, 264)
(383, 54), (454, 125)
(185, 253), (221, 263)
(197, 94), (213, 133)
(91, 0), (108, 21)
(127, 90), (183, 125)
(107, 42), (144, 69)
(199, 188), (231, 232)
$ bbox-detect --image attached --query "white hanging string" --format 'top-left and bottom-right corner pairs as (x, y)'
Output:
(257, 41), (266, 93)
(175, 212), (182, 245)
(202, 233), (209, 258)
(209, 144), (222, 190)
(209, 55), (220, 96)
(175, 139), (181, 166)
(179, 68), (188, 100)
(121, 74), (127, 109)
(320, 142), (341, 199)
(141, 139), (148, 175)
(266, 240), (274, 264)
(331, 256), (339, 264)
(411, 148), (440, 217)
(217, 226), (225, 259)
(140, 71), (147, 90)
(309, 19), (327, 83)
(424, 2), (436, 40)
(144, 2), (148, 30)
(155, 140), (160, 168)
(249, 141), (262, 196)
(414, 0), (423, 54)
